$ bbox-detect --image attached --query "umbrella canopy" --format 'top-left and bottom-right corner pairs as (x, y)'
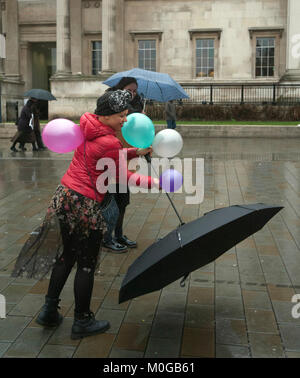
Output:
(103, 68), (189, 102)
(24, 89), (56, 101)
(119, 203), (283, 303)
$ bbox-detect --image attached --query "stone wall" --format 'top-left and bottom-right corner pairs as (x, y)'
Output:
(49, 76), (108, 118)
(123, 0), (287, 82)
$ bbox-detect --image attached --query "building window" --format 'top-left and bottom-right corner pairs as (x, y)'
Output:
(188, 29), (221, 79)
(196, 39), (214, 78)
(92, 41), (102, 75)
(255, 37), (275, 77)
(249, 28), (284, 79)
(138, 40), (156, 71)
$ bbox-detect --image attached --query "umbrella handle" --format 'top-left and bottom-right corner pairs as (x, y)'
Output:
(145, 152), (151, 163)
(180, 273), (189, 287)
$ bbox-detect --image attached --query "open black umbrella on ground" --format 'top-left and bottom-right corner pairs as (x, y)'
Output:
(24, 89), (56, 101)
(119, 203), (283, 303)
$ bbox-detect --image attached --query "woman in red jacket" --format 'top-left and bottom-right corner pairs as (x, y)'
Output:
(12, 90), (159, 340)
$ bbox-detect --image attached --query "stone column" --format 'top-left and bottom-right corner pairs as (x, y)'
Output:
(281, 0), (300, 82)
(20, 42), (32, 91)
(56, 0), (71, 75)
(70, 0), (82, 75)
(101, 0), (119, 74)
(4, 0), (19, 79)
(0, 4), (4, 76)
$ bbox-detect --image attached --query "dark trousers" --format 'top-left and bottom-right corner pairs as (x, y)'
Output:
(47, 224), (102, 314)
(103, 192), (128, 243)
(167, 119), (176, 129)
(34, 129), (45, 148)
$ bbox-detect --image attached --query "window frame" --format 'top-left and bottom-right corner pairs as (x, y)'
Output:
(189, 29), (222, 80)
(195, 38), (215, 79)
(137, 39), (157, 72)
(129, 31), (162, 72)
(91, 40), (102, 75)
(83, 32), (102, 76)
(249, 28), (284, 80)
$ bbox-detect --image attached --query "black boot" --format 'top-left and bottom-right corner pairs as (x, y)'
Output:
(103, 239), (128, 253)
(71, 311), (110, 340)
(115, 235), (137, 248)
(36, 296), (63, 327)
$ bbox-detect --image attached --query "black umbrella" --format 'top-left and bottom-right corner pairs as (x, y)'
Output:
(119, 203), (283, 303)
(24, 89), (56, 101)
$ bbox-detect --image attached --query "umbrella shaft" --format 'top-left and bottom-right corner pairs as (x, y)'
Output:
(147, 156), (184, 226)
(165, 192), (184, 225)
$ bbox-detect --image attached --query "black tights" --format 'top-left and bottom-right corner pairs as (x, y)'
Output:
(47, 225), (102, 314)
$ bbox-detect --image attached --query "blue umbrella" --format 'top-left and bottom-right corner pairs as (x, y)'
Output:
(103, 68), (189, 102)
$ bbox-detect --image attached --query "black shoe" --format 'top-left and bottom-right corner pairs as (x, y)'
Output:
(32, 147), (38, 151)
(36, 296), (63, 327)
(20, 146), (27, 151)
(10, 146), (18, 152)
(71, 311), (110, 340)
(102, 239), (128, 253)
(115, 235), (137, 248)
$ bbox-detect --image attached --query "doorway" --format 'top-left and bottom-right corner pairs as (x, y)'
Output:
(31, 42), (56, 120)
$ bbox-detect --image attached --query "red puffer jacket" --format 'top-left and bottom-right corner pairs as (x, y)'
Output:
(61, 112), (154, 203)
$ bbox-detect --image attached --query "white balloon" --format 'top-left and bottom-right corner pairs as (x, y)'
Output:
(152, 129), (183, 158)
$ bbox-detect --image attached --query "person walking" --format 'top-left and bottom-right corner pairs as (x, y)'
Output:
(32, 101), (46, 150)
(103, 77), (144, 252)
(165, 100), (176, 129)
(10, 98), (39, 152)
(11, 90), (160, 340)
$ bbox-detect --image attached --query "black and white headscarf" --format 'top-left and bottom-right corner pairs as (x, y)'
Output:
(95, 89), (132, 116)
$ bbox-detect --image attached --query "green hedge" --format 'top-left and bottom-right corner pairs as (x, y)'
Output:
(145, 104), (300, 122)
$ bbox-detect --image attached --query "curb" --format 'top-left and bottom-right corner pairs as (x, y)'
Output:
(1, 123), (300, 139)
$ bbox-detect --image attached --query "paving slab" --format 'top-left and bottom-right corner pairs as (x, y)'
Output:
(1, 137), (300, 358)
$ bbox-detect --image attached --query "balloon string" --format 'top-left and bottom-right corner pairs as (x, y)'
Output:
(145, 154), (184, 226)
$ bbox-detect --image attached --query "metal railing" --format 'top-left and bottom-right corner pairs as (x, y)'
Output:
(181, 84), (300, 105)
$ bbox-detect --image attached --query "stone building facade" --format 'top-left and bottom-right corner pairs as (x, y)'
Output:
(0, 0), (299, 120)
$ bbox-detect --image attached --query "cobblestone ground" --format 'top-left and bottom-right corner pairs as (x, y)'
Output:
(0, 137), (300, 358)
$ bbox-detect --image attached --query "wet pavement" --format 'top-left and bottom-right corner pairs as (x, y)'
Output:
(0, 137), (300, 358)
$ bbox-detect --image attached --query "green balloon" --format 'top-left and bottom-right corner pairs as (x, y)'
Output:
(122, 113), (155, 148)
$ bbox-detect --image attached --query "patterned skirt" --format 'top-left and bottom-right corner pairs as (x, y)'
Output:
(11, 185), (110, 279)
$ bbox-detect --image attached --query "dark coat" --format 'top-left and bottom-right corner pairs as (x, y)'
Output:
(127, 94), (144, 114)
(17, 100), (36, 133)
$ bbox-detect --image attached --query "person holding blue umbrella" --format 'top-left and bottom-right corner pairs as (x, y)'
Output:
(103, 77), (145, 252)
(103, 68), (189, 102)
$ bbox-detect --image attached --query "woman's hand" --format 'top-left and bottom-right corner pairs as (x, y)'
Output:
(136, 146), (152, 157)
(153, 178), (161, 189)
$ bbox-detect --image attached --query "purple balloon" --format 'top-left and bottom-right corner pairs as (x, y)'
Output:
(42, 118), (84, 153)
(159, 169), (183, 192)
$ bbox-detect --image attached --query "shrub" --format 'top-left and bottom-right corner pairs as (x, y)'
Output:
(145, 103), (300, 121)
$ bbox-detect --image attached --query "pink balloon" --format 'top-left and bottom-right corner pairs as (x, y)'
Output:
(42, 118), (84, 153)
